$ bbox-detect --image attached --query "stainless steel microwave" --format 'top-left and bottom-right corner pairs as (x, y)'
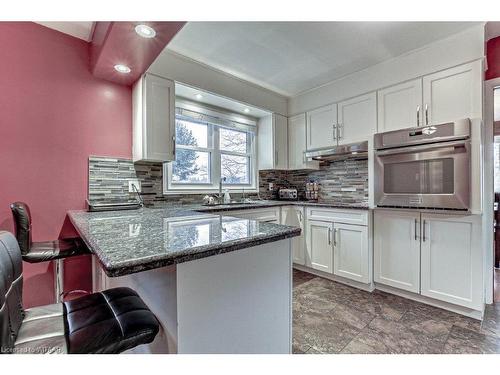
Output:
(374, 119), (471, 211)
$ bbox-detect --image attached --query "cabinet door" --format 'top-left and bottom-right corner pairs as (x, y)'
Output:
(374, 210), (420, 293)
(273, 114), (288, 170)
(337, 92), (377, 144)
(333, 223), (369, 283)
(377, 79), (423, 131)
(420, 214), (482, 309)
(142, 74), (175, 162)
(281, 206), (305, 265)
(306, 219), (333, 273)
(306, 104), (337, 150)
(288, 114), (319, 170)
(423, 61), (482, 125)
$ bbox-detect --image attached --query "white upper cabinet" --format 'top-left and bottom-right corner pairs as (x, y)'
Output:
(258, 113), (288, 170)
(337, 92), (377, 144)
(420, 214), (483, 310)
(333, 223), (369, 283)
(274, 114), (288, 170)
(422, 61), (482, 126)
(306, 104), (337, 150)
(377, 79), (423, 132)
(133, 73), (176, 162)
(288, 114), (319, 170)
(374, 210), (421, 293)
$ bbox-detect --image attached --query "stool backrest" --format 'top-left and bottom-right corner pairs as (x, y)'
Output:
(10, 202), (32, 256)
(0, 231), (24, 353)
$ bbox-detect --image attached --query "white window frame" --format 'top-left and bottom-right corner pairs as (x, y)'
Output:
(164, 101), (258, 194)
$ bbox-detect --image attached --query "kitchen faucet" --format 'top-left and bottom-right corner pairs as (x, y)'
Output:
(216, 177), (226, 202)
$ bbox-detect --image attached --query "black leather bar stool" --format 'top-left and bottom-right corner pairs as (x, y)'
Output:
(10, 202), (89, 302)
(0, 230), (159, 354)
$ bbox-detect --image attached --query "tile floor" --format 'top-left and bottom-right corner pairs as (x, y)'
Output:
(292, 269), (500, 354)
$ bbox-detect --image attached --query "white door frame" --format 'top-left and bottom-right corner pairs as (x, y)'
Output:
(483, 77), (500, 304)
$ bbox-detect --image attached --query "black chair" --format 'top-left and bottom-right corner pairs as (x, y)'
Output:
(0, 230), (159, 354)
(10, 202), (89, 302)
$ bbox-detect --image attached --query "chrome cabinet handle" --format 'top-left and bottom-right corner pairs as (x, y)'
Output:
(416, 105), (420, 127)
(422, 220), (426, 242)
(332, 124), (337, 140)
(425, 104), (429, 126)
(328, 227), (332, 245)
(333, 228), (338, 247)
(299, 211), (303, 222)
(338, 123), (343, 140)
(414, 219), (418, 241)
(172, 135), (176, 157)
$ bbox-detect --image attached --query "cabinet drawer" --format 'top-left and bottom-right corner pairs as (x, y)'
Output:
(306, 207), (368, 226)
(228, 207), (281, 223)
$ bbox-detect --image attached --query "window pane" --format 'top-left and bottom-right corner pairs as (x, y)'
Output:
(219, 128), (248, 153)
(172, 149), (210, 184)
(221, 154), (249, 184)
(175, 119), (208, 147)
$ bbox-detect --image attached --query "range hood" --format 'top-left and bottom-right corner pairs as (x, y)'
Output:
(305, 141), (368, 162)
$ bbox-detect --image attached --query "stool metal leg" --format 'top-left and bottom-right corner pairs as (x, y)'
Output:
(54, 259), (64, 303)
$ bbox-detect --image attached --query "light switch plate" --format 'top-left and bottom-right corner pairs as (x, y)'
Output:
(129, 179), (141, 193)
(269, 183), (274, 191)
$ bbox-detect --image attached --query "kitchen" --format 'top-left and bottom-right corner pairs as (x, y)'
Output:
(1, 3), (500, 364)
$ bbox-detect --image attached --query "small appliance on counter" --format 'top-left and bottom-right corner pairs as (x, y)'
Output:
(305, 181), (319, 201)
(278, 188), (298, 201)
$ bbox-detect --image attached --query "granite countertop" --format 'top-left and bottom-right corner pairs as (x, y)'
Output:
(68, 206), (301, 277)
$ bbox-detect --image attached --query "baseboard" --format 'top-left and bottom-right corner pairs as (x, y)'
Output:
(293, 264), (375, 292)
(375, 284), (484, 320)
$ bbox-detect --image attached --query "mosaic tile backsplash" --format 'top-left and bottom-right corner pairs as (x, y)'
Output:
(259, 159), (368, 206)
(89, 156), (368, 207)
(88, 157), (165, 205)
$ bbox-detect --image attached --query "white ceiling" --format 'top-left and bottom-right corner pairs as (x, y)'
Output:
(36, 22), (94, 41)
(168, 22), (482, 97)
(176, 83), (271, 118)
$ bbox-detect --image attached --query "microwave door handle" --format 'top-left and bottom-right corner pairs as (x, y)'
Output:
(375, 140), (467, 156)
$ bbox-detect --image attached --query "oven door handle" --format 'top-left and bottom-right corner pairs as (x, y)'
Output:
(375, 140), (468, 156)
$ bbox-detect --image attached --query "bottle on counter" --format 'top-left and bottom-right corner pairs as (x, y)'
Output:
(224, 189), (231, 204)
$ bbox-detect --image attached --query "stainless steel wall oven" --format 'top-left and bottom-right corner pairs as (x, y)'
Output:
(374, 119), (471, 210)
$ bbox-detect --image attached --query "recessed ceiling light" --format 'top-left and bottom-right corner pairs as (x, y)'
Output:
(135, 24), (156, 38)
(195, 93), (203, 100)
(114, 64), (131, 74)
(243, 108), (250, 113)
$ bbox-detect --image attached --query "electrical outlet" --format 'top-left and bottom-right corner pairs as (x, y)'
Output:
(269, 183), (274, 191)
(129, 179), (141, 193)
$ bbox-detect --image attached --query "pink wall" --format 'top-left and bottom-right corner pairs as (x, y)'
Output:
(0, 22), (132, 307)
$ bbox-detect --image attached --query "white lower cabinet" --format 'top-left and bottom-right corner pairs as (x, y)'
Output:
(307, 219), (334, 273)
(420, 214), (482, 310)
(374, 210), (483, 310)
(305, 208), (370, 284)
(374, 210), (420, 293)
(281, 206), (306, 265)
(333, 223), (369, 283)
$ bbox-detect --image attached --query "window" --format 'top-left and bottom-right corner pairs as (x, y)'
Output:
(165, 104), (257, 193)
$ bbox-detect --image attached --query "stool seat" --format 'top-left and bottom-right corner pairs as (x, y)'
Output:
(13, 287), (159, 354)
(23, 238), (88, 263)
(1, 230), (159, 354)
